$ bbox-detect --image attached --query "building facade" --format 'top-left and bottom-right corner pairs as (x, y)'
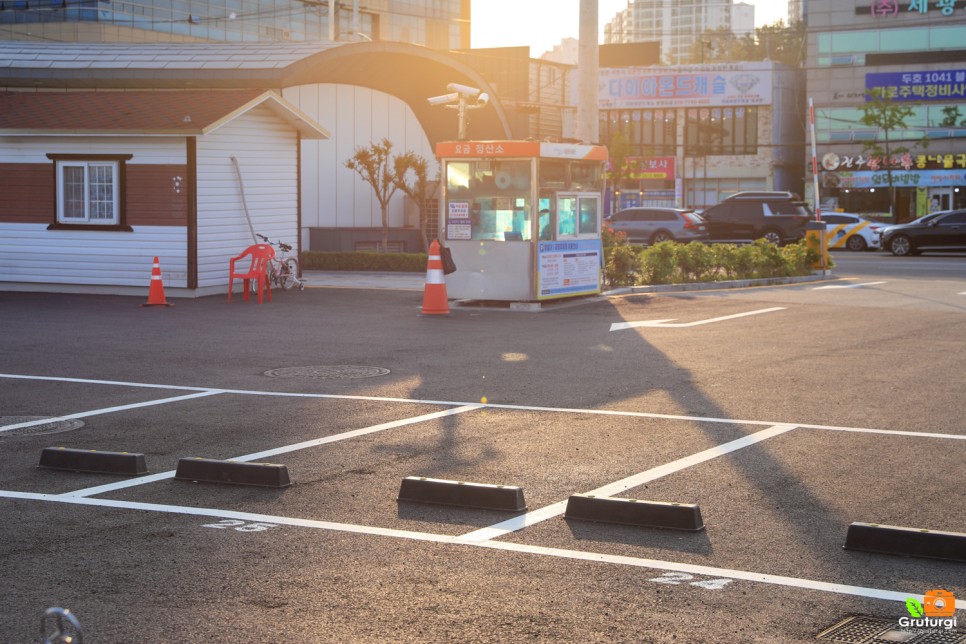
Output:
(597, 61), (805, 211)
(806, 0), (966, 221)
(0, 89), (328, 295)
(604, 0), (754, 64)
(0, 0), (470, 48)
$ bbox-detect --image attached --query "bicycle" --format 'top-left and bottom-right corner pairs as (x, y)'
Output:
(255, 233), (305, 291)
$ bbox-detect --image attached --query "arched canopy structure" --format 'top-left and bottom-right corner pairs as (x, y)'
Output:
(0, 40), (514, 145)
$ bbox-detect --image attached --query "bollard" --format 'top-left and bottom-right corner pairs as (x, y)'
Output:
(805, 220), (829, 271)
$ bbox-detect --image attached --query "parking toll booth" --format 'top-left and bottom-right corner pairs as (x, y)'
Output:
(436, 140), (609, 302)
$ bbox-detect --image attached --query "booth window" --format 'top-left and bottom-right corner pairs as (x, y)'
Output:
(445, 159), (532, 241)
(555, 195), (600, 238)
(47, 154), (132, 231)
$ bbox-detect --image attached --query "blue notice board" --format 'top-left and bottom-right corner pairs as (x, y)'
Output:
(537, 239), (602, 300)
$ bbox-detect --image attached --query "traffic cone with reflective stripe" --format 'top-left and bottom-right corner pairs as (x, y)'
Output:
(141, 256), (173, 307)
(420, 240), (450, 316)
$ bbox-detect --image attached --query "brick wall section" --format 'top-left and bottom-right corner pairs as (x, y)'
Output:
(0, 165), (53, 223)
(126, 165), (188, 226)
(0, 163), (188, 226)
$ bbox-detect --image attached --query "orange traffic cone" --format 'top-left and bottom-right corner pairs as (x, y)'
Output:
(141, 256), (173, 307)
(420, 240), (451, 316)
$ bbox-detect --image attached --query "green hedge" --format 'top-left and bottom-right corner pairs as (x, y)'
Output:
(603, 227), (827, 288)
(302, 250), (427, 272)
(303, 233), (826, 286)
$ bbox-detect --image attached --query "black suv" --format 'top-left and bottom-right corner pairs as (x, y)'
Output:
(700, 191), (812, 245)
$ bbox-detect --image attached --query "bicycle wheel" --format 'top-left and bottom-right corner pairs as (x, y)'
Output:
(280, 258), (299, 290)
(262, 263), (278, 290)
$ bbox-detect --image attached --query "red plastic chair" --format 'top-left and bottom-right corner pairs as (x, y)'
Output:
(228, 243), (275, 304)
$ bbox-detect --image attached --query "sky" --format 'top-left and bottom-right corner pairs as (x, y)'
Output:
(470, 1), (788, 58)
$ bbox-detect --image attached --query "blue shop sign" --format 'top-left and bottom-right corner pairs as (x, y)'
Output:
(866, 69), (966, 102)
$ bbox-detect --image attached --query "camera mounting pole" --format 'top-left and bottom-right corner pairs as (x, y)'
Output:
(427, 83), (489, 140)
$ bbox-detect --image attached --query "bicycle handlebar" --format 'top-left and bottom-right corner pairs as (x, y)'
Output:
(255, 234), (293, 253)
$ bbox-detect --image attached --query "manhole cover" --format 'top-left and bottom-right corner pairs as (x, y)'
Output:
(0, 416), (86, 438)
(817, 616), (966, 643)
(263, 365), (390, 380)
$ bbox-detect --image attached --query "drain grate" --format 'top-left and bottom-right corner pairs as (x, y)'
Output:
(263, 365), (390, 380)
(0, 416), (86, 439)
(817, 616), (966, 643)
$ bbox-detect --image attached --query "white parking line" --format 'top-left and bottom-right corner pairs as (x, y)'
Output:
(0, 390), (224, 434)
(0, 373), (212, 392)
(458, 424), (798, 542)
(610, 307), (786, 331)
(2, 373), (959, 612)
(2, 374), (963, 441)
(61, 404), (483, 498)
(812, 281), (887, 290)
(0, 490), (922, 607)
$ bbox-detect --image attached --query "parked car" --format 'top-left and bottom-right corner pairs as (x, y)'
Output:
(699, 191), (812, 246)
(820, 213), (884, 251)
(879, 209), (966, 256)
(604, 207), (707, 245)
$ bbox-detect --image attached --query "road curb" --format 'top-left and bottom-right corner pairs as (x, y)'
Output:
(604, 271), (836, 296)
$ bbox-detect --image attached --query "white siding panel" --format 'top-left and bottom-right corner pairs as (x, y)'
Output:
(335, 84), (361, 228)
(0, 136), (186, 164)
(291, 86), (322, 248)
(195, 105), (299, 289)
(283, 83), (435, 243)
(0, 223), (187, 286)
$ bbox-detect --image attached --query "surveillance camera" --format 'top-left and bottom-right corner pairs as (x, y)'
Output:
(477, 93), (489, 106)
(427, 92), (460, 106)
(446, 82), (481, 97)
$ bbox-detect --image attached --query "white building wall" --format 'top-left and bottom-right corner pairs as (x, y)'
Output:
(195, 105), (300, 290)
(284, 83), (437, 250)
(732, 3), (755, 37)
(0, 136), (189, 289)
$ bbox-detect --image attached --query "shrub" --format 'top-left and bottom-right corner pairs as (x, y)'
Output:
(634, 239), (820, 286)
(674, 242), (717, 282)
(641, 240), (677, 285)
(602, 225), (644, 287)
(302, 250), (427, 272)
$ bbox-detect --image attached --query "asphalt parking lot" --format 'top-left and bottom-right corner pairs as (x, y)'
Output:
(1, 270), (964, 643)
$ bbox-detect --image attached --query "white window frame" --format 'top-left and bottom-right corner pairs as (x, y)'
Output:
(55, 160), (120, 225)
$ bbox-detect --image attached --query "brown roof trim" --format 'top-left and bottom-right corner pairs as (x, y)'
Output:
(0, 89), (329, 138)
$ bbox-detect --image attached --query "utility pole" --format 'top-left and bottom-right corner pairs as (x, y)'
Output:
(576, 0), (599, 144)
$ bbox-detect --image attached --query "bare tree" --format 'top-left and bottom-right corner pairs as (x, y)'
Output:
(345, 138), (400, 252)
(393, 151), (435, 252)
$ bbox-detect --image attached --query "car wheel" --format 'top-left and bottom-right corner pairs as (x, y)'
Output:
(760, 230), (782, 245)
(846, 235), (867, 251)
(889, 235), (913, 256)
(650, 231), (673, 244)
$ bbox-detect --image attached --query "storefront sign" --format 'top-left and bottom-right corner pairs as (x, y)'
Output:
(866, 0), (959, 18)
(821, 151), (966, 171)
(866, 69), (966, 102)
(537, 239), (601, 299)
(613, 156), (675, 181)
(599, 66), (772, 109)
(823, 169), (966, 188)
